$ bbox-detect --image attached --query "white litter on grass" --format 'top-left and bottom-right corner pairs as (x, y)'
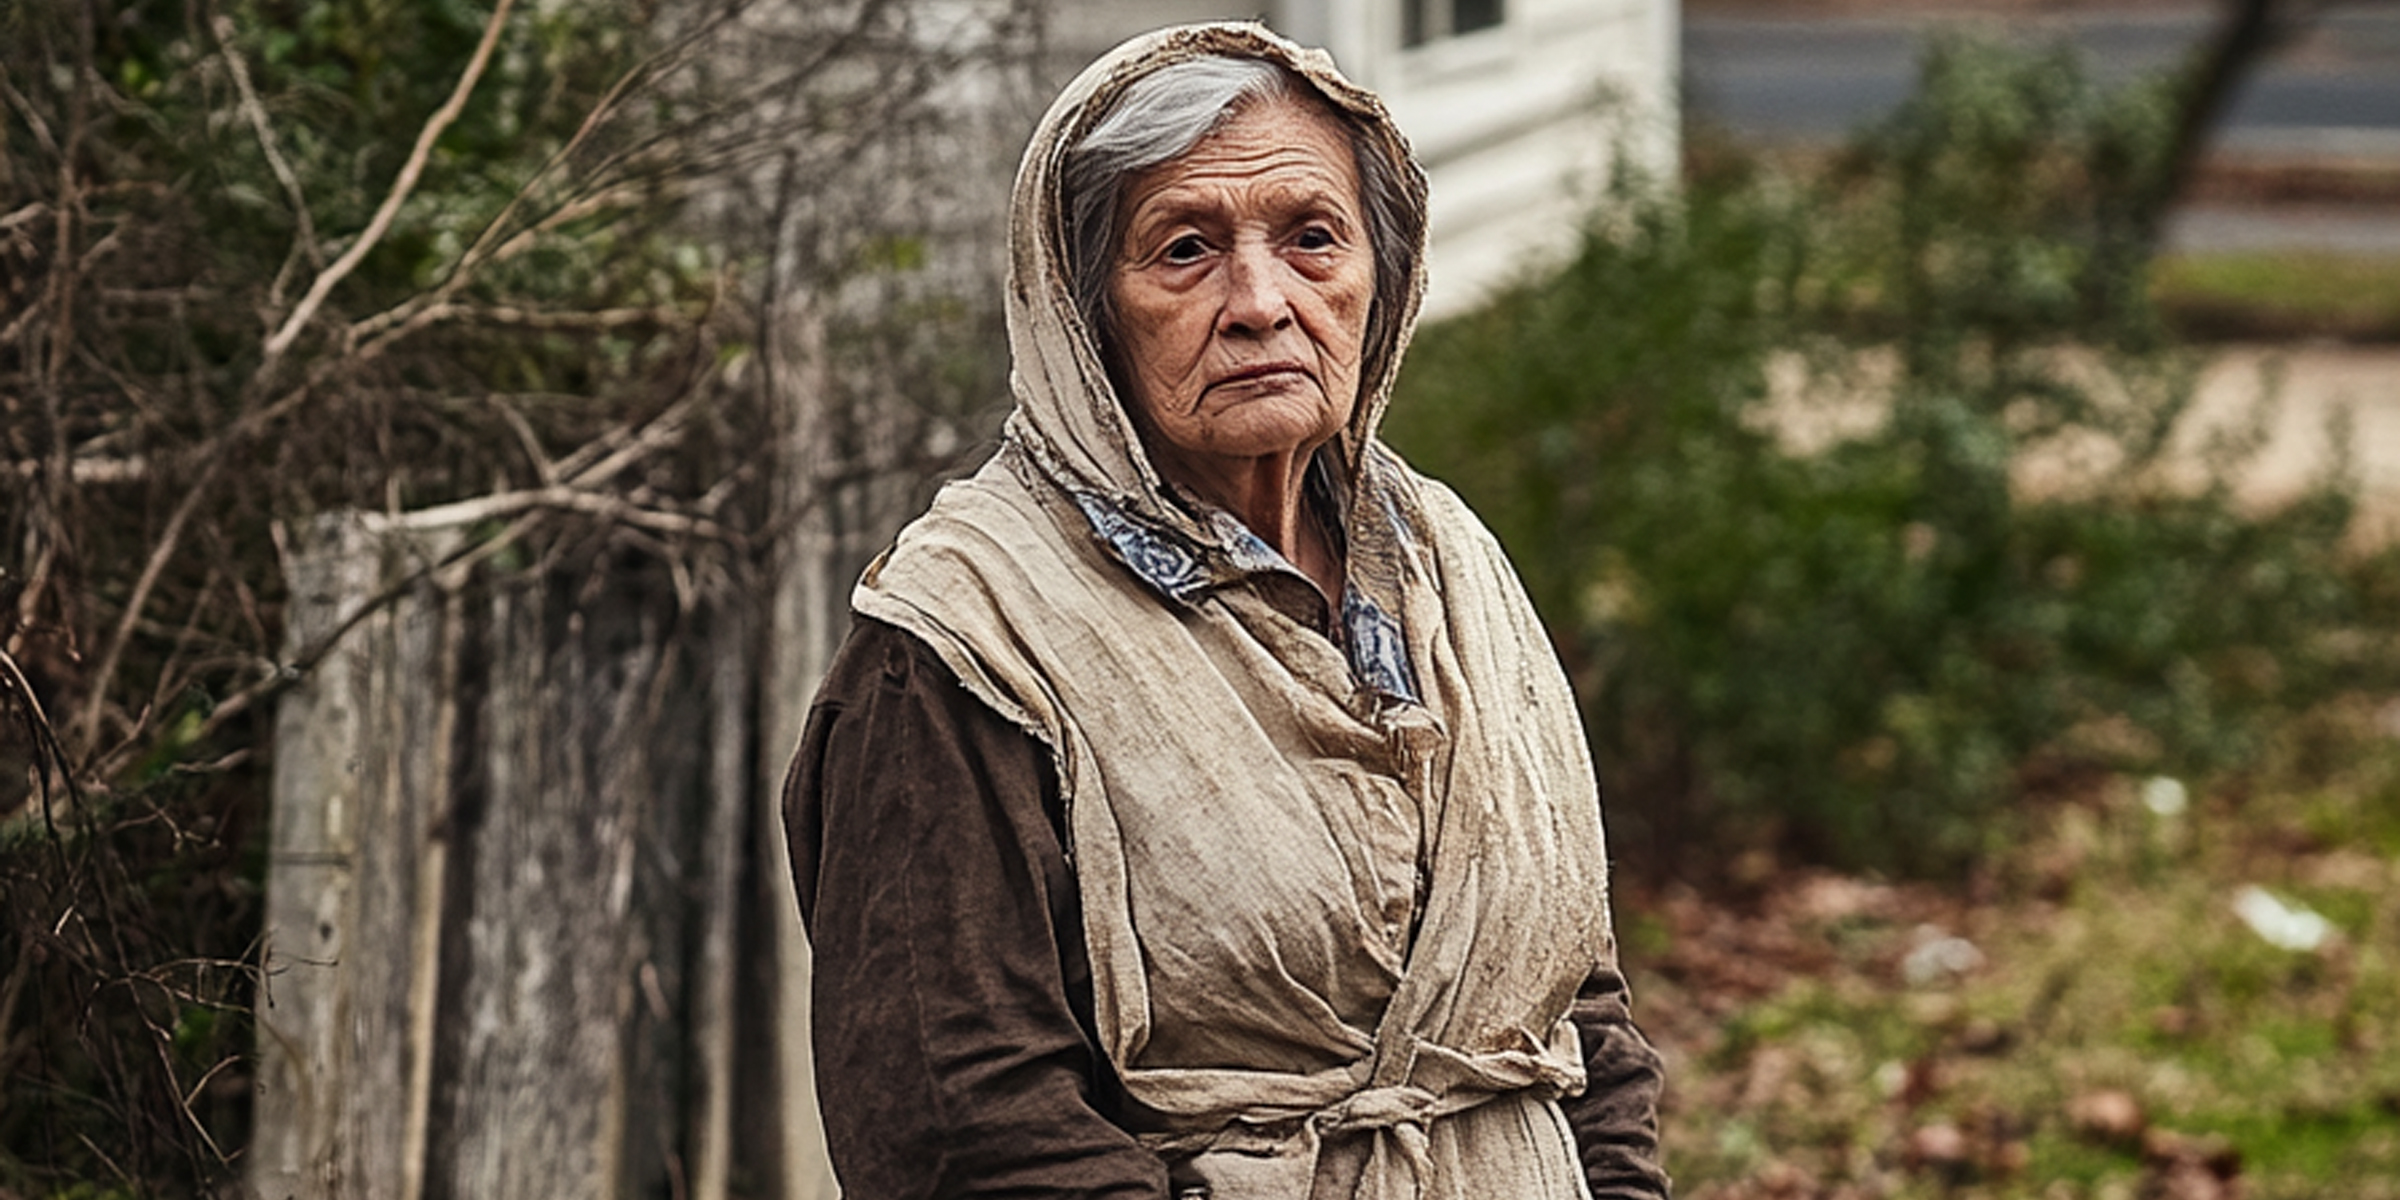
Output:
(2141, 776), (2189, 817)
(1903, 927), (1985, 986)
(2232, 885), (2332, 952)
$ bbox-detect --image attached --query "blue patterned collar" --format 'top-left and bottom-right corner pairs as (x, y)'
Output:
(1068, 488), (1420, 705)
(1339, 580), (1419, 705)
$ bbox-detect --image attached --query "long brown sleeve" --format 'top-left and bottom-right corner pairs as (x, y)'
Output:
(783, 617), (1170, 1200)
(1561, 965), (1674, 1198)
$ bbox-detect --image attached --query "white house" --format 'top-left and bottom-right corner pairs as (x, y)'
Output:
(1047, 0), (1680, 317)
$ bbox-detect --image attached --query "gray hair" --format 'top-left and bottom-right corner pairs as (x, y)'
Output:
(1061, 56), (1413, 391)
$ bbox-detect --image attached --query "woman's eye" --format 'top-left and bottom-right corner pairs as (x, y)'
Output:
(1163, 235), (1208, 263)
(1295, 225), (1337, 251)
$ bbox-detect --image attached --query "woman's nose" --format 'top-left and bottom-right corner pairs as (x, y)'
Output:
(1217, 242), (1294, 336)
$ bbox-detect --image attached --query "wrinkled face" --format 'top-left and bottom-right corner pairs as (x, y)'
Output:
(1107, 93), (1374, 473)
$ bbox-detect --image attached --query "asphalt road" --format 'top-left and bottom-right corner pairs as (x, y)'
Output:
(1683, 3), (2400, 153)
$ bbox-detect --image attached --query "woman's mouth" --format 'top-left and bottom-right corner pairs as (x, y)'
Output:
(1209, 362), (1310, 392)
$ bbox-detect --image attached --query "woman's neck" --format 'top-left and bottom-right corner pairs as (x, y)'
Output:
(1152, 441), (1344, 603)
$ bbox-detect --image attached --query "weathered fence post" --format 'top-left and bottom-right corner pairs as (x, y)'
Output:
(256, 513), (764, 1199)
(255, 515), (461, 1200)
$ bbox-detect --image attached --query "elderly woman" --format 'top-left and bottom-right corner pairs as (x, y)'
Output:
(784, 22), (1670, 1200)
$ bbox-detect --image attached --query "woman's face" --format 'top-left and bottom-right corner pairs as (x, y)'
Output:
(1107, 93), (1374, 474)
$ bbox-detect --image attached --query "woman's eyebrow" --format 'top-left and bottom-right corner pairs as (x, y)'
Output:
(1118, 205), (1213, 256)
(1165, 182), (1355, 221)
(1257, 175), (1361, 214)
(1129, 193), (1222, 224)
(1121, 173), (1361, 247)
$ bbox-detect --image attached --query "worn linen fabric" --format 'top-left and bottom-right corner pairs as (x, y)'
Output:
(787, 620), (1667, 1198)
(852, 22), (1630, 1200)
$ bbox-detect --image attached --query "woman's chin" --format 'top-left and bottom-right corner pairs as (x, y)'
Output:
(1181, 393), (1351, 461)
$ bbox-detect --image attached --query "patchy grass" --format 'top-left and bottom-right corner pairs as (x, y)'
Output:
(2155, 251), (2400, 343)
(1632, 698), (2400, 1198)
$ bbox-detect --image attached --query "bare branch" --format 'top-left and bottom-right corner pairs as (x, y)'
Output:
(210, 12), (321, 274)
(437, 0), (752, 272)
(489, 396), (558, 485)
(73, 455), (225, 755)
(258, 0), (518, 369)
(192, 516), (528, 747)
(7, 455), (149, 482)
(0, 296), (44, 348)
(140, 1017), (231, 1166)
(0, 71), (60, 159)
(320, 0), (926, 373)
(186, 375), (726, 748)
(282, 1), (940, 401)
(0, 640), (84, 877)
(553, 392), (704, 483)
(383, 301), (696, 334)
(387, 486), (735, 540)
(337, 184), (668, 354)
(0, 201), (51, 234)
(322, 2), (756, 362)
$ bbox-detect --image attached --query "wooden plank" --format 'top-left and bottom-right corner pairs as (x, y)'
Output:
(264, 521), (742, 1200)
(425, 581), (635, 1198)
(256, 516), (376, 1200)
(256, 516), (458, 1200)
(692, 601), (752, 1200)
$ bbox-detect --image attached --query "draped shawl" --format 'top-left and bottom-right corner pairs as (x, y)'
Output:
(852, 23), (1620, 1200)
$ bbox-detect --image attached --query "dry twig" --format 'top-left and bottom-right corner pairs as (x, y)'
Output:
(209, 13), (320, 275)
(258, 0), (519, 369)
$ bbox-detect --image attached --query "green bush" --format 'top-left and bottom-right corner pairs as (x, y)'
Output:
(1387, 38), (2398, 876)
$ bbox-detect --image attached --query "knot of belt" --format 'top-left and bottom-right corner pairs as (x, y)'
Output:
(1310, 1083), (1454, 1180)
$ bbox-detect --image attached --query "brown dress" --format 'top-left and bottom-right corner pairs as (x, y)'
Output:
(785, 617), (1672, 1200)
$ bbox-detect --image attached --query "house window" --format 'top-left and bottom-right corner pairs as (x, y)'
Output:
(1403, 0), (1504, 46)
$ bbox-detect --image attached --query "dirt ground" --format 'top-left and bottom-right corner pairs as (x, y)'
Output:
(2191, 343), (2400, 522)
(1752, 340), (2400, 528)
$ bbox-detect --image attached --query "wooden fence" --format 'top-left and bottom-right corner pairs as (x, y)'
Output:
(252, 512), (837, 1199)
(243, 7), (1047, 1192)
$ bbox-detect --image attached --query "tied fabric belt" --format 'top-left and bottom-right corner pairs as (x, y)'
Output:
(1140, 1041), (1587, 1200)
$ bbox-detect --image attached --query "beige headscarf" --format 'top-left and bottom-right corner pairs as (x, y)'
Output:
(854, 23), (1618, 1200)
